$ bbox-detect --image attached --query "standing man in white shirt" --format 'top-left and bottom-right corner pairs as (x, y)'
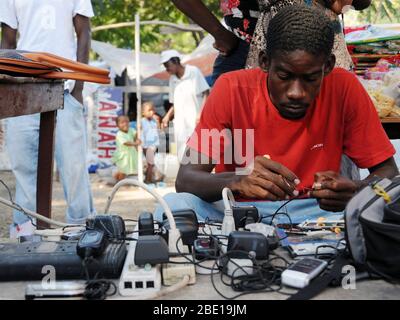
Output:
(0, 0), (95, 238)
(161, 50), (210, 162)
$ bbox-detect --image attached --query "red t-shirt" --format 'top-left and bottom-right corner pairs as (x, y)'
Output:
(187, 68), (395, 196)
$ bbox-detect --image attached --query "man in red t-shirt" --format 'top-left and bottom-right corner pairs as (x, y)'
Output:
(154, 5), (398, 224)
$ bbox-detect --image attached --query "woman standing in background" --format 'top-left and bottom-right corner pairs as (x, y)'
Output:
(246, 0), (371, 69)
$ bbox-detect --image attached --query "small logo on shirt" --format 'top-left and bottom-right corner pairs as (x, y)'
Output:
(311, 143), (324, 151)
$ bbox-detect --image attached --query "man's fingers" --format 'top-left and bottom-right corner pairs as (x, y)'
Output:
(247, 184), (280, 201)
(254, 166), (297, 196)
(314, 171), (338, 184)
(311, 189), (354, 201)
(253, 177), (287, 200)
(213, 42), (228, 56)
(316, 179), (357, 192)
(257, 156), (299, 186)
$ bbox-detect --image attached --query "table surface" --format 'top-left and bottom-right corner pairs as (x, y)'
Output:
(0, 276), (399, 300)
(0, 75), (64, 119)
(0, 247), (398, 301)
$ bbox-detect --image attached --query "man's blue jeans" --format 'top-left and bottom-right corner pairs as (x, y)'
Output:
(6, 91), (95, 225)
(154, 192), (343, 224)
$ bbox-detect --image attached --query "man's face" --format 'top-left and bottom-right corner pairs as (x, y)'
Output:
(263, 50), (334, 120)
(163, 60), (179, 76)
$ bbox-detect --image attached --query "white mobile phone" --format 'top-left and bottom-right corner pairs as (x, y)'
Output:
(281, 258), (328, 289)
(25, 281), (86, 300)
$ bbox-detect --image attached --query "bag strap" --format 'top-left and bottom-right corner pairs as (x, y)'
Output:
(287, 253), (349, 300)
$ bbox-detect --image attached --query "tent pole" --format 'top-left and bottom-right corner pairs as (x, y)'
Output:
(135, 13), (144, 183)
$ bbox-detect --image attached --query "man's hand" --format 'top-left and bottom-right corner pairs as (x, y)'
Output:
(329, 0), (354, 14)
(310, 171), (358, 212)
(213, 29), (239, 57)
(161, 116), (170, 129)
(162, 106), (174, 129)
(229, 155), (300, 201)
(171, 0), (239, 56)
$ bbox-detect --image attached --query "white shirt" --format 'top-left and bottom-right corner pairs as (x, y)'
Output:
(169, 65), (209, 159)
(0, 0), (94, 91)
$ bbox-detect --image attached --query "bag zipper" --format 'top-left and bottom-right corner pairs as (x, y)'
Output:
(359, 179), (400, 214)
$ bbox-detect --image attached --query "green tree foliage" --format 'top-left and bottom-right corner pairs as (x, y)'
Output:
(91, 0), (221, 53)
(356, 0), (400, 24)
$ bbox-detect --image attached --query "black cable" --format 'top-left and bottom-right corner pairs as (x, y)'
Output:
(172, 235), (221, 271)
(84, 279), (117, 300)
(98, 219), (114, 238)
(62, 225), (84, 231)
(270, 210), (294, 227)
(120, 237), (137, 241)
(0, 178), (42, 229)
(199, 221), (223, 238)
(314, 245), (339, 260)
(229, 255), (291, 294)
(314, 236), (346, 261)
(81, 256), (117, 300)
(124, 227), (164, 235)
(0, 178), (13, 202)
(11, 201), (39, 229)
(204, 217), (223, 225)
(272, 198), (296, 218)
(169, 225), (295, 298)
(260, 211), (293, 241)
(210, 249), (293, 300)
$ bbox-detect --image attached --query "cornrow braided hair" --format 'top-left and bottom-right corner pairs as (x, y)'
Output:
(266, 4), (335, 60)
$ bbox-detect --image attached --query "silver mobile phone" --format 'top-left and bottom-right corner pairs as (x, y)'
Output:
(25, 281), (86, 300)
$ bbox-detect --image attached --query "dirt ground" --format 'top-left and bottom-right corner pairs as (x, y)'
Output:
(0, 170), (176, 238)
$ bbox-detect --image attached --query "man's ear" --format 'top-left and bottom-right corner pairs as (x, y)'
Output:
(323, 54), (336, 76)
(258, 50), (270, 72)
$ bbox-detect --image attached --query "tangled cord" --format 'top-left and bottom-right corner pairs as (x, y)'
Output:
(81, 257), (117, 300)
(210, 250), (294, 300)
(173, 219), (298, 300)
(84, 279), (117, 300)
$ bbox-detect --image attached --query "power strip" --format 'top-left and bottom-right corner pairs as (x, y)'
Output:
(162, 258), (196, 286)
(118, 232), (162, 297)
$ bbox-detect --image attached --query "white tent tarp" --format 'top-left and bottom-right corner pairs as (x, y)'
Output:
(91, 35), (217, 79)
(91, 40), (163, 78)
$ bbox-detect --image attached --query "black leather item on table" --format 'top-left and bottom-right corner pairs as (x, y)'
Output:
(0, 49), (110, 84)
(0, 241), (127, 281)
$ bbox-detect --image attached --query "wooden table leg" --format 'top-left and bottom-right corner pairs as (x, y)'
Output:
(36, 111), (56, 229)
